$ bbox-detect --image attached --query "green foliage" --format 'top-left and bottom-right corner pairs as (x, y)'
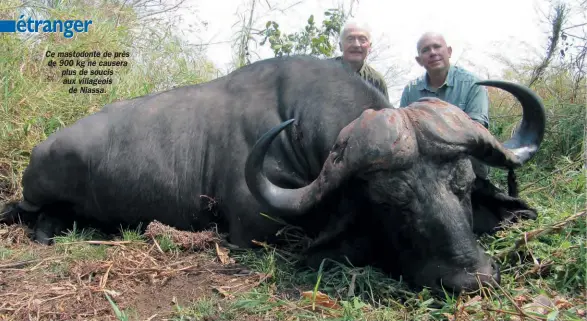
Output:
(257, 8), (347, 58)
(483, 53), (586, 314)
(105, 293), (131, 321)
(488, 67), (585, 171)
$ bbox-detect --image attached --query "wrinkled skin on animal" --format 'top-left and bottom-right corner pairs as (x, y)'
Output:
(0, 56), (545, 296)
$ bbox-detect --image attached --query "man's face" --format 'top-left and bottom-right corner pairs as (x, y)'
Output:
(415, 34), (452, 73)
(341, 27), (371, 65)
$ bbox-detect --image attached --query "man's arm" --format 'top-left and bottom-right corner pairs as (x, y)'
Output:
(378, 79), (390, 101)
(464, 84), (490, 128)
(363, 65), (390, 102)
(370, 68), (390, 101)
(399, 85), (410, 108)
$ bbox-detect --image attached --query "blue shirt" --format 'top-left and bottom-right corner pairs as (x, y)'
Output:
(399, 65), (489, 128)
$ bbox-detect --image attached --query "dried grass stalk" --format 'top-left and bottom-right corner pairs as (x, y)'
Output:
(144, 220), (219, 251)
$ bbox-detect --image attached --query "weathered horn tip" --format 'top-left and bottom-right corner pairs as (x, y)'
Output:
(474, 79), (546, 165)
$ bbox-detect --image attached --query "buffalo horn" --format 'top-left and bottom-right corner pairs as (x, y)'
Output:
(476, 80), (546, 165)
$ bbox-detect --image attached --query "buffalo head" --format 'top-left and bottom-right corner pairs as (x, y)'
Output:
(245, 80), (545, 294)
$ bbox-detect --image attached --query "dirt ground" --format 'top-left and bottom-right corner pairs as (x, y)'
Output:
(0, 222), (274, 321)
(2, 213), (585, 321)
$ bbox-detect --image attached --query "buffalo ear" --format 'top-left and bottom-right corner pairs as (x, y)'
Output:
(471, 178), (537, 235)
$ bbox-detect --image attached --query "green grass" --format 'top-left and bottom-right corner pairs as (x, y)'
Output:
(170, 296), (235, 321)
(120, 224), (146, 242)
(0, 245), (38, 261)
(105, 292), (141, 321)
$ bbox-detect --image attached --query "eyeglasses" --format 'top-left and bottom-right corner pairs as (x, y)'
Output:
(344, 35), (369, 45)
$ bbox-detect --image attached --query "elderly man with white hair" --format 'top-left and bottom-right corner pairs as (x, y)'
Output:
(331, 20), (390, 100)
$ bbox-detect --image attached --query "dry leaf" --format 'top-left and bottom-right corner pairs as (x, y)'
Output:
(442, 313), (455, 321)
(577, 309), (585, 317)
(514, 294), (530, 305)
(145, 220), (218, 250)
(523, 294), (554, 315)
(554, 297), (572, 310)
(463, 295), (482, 307)
(300, 290), (341, 310)
(212, 286), (235, 299)
(215, 242), (233, 265)
(103, 289), (121, 298)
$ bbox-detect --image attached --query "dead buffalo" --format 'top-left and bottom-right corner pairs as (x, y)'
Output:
(1, 55), (545, 294)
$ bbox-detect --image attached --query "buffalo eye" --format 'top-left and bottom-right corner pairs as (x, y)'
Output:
(450, 172), (472, 198)
(452, 182), (468, 198)
(367, 174), (412, 208)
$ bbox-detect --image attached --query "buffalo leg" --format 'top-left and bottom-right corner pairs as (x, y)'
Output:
(0, 201), (38, 228)
(224, 185), (287, 248)
(303, 232), (376, 270)
(302, 193), (376, 270)
(471, 177), (537, 235)
(1, 201), (78, 244)
(33, 209), (75, 244)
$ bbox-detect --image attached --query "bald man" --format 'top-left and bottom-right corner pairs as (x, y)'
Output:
(400, 32), (489, 127)
(331, 21), (390, 100)
(400, 32), (490, 178)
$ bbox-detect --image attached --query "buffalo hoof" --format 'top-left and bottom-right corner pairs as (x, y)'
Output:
(218, 239), (243, 251)
(32, 212), (73, 245)
(0, 201), (37, 228)
(500, 208), (537, 223)
(1, 201), (77, 245)
(300, 241), (346, 270)
(302, 234), (374, 271)
(0, 202), (18, 224)
(301, 249), (353, 272)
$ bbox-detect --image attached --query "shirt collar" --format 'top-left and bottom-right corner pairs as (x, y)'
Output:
(334, 56), (365, 73)
(417, 64), (455, 91)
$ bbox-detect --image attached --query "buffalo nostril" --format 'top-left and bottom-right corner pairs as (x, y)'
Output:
(435, 261), (502, 294)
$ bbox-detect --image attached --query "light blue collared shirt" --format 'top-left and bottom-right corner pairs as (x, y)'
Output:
(399, 65), (489, 128)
